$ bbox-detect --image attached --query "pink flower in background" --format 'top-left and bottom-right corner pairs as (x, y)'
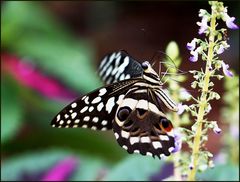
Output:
(2, 53), (78, 101)
(19, 156), (79, 181)
(41, 156), (78, 181)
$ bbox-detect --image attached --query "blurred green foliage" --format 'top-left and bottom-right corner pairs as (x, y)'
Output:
(1, 76), (23, 143)
(2, 1), (102, 93)
(2, 150), (74, 181)
(197, 163), (239, 181)
(1, 149), (108, 181)
(1, 149), (164, 181)
(104, 155), (163, 181)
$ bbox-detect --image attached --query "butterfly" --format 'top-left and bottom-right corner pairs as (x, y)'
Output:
(51, 50), (179, 159)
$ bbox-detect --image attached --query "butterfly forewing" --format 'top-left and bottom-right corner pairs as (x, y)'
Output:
(51, 79), (140, 130)
(99, 51), (143, 85)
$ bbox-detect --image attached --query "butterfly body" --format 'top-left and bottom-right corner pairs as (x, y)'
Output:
(51, 51), (178, 158)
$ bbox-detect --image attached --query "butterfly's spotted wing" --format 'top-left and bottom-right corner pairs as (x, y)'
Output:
(99, 50), (143, 85)
(112, 87), (175, 159)
(51, 79), (140, 130)
(51, 51), (178, 159)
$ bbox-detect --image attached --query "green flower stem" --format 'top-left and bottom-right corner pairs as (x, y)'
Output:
(173, 111), (182, 181)
(172, 92), (182, 181)
(188, 12), (217, 181)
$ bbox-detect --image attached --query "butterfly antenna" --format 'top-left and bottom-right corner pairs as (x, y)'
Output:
(165, 77), (182, 84)
(160, 71), (189, 76)
(156, 50), (178, 70)
(150, 50), (161, 67)
(158, 59), (162, 78)
(159, 61), (187, 74)
(160, 66), (171, 84)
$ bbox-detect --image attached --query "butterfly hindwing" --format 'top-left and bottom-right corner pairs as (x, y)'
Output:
(99, 50), (143, 85)
(51, 79), (140, 130)
(112, 87), (175, 158)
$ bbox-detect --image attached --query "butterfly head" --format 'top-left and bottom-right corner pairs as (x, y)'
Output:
(141, 61), (150, 70)
(141, 61), (156, 73)
(141, 61), (161, 84)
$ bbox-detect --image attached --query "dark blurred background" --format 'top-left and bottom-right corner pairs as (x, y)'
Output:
(46, 1), (239, 66)
(1, 1), (239, 181)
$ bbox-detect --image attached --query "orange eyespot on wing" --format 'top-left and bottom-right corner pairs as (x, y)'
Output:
(160, 118), (173, 132)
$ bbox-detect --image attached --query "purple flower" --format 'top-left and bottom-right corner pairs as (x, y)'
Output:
(221, 7), (239, 29)
(189, 50), (198, 62)
(197, 16), (209, 34)
(171, 129), (182, 153)
(221, 61), (233, 77)
(216, 44), (225, 54)
(225, 15), (239, 30)
(179, 88), (192, 100)
(177, 103), (185, 115)
(189, 163), (194, 170)
(41, 156), (78, 181)
(187, 40), (202, 62)
(187, 39), (197, 51)
(213, 126), (222, 134)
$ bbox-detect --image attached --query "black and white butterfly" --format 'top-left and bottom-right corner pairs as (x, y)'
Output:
(51, 50), (179, 159)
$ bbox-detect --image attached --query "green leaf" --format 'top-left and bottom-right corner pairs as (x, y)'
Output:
(1, 1), (79, 48)
(71, 155), (107, 181)
(197, 163), (239, 181)
(2, 127), (127, 163)
(1, 76), (23, 143)
(13, 33), (101, 92)
(104, 155), (164, 181)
